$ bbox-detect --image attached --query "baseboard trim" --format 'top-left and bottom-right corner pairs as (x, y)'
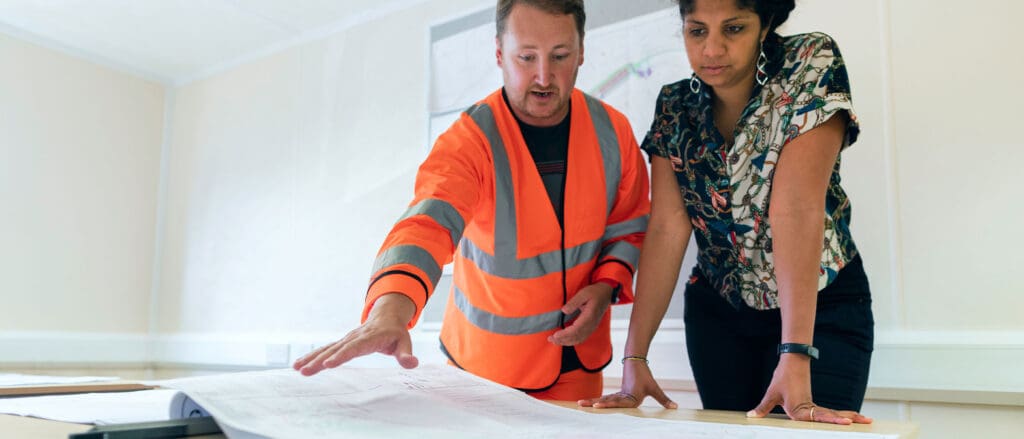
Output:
(0, 332), (148, 366)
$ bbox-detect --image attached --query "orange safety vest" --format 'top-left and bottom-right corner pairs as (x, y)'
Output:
(362, 88), (650, 390)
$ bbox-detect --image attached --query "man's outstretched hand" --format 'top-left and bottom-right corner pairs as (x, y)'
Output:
(293, 293), (419, 375)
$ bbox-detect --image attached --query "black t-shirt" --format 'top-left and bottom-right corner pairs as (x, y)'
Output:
(503, 90), (569, 225)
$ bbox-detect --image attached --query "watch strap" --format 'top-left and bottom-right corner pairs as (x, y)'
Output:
(777, 343), (819, 360)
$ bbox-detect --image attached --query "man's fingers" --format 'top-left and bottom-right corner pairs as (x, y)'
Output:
(392, 335), (419, 369)
(294, 330), (361, 372)
(300, 332), (379, 375)
(561, 293), (587, 315)
(549, 307), (602, 346)
(323, 334), (393, 369)
(548, 325), (583, 346)
(297, 344), (342, 376)
(292, 343), (332, 370)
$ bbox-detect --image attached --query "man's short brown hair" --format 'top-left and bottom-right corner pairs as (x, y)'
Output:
(495, 0), (586, 40)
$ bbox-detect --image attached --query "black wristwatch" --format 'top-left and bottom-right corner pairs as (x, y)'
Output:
(777, 343), (819, 360)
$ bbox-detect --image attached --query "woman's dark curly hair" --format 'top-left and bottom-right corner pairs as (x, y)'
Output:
(675, 0), (796, 35)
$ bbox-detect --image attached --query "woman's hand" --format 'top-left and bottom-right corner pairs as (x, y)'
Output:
(577, 360), (677, 409)
(746, 354), (872, 425)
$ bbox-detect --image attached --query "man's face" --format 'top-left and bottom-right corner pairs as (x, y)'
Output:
(496, 4), (583, 127)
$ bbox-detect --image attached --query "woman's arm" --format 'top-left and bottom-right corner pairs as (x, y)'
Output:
(580, 155), (692, 408)
(624, 155), (693, 369)
(748, 113), (870, 424)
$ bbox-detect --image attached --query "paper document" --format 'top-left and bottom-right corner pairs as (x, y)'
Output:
(156, 365), (897, 439)
(0, 373), (119, 387)
(0, 388), (205, 425)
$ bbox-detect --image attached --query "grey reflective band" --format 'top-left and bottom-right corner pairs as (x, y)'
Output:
(397, 199), (466, 248)
(460, 236), (601, 279)
(467, 104), (519, 262)
(602, 215), (649, 242)
(583, 94), (621, 216)
(371, 244), (442, 289)
(453, 285), (565, 335)
(598, 240), (641, 267)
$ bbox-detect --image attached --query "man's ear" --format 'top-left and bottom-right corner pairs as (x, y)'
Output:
(495, 37), (503, 67)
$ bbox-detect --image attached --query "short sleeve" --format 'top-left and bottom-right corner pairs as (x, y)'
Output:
(786, 33), (860, 149)
(640, 82), (687, 161)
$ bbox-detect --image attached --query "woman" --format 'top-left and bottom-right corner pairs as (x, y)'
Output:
(581, 0), (874, 425)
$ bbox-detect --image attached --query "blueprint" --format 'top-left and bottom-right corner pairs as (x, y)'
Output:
(156, 365), (897, 439)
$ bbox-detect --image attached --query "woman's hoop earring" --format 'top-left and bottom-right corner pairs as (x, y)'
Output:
(690, 73), (702, 93)
(756, 43), (768, 86)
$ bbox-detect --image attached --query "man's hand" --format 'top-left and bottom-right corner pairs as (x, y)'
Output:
(548, 282), (614, 346)
(293, 294), (419, 375)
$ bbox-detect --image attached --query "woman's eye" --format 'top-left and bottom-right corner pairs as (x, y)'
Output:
(726, 25), (744, 34)
(688, 28), (706, 37)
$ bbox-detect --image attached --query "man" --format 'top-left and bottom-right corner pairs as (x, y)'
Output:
(293, 0), (650, 401)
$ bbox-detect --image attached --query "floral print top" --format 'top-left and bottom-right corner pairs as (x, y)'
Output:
(641, 32), (861, 310)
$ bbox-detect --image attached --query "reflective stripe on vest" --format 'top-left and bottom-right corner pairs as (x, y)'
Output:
(602, 214), (648, 242)
(583, 94), (621, 217)
(373, 199), (464, 288)
(396, 198), (466, 247)
(371, 244), (442, 289)
(599, 214), (648, 267)
(460, 238), (602, 280)
(598, 240), (641, 267)
(452, 285), (564, 335)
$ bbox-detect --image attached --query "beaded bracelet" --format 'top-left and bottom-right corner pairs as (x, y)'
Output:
(621, 355), (649, 365)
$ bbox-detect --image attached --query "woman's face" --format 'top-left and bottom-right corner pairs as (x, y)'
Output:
(682, 0), (768, 93)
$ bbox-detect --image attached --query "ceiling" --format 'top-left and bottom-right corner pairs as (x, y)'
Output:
(0, 0), (429, 85)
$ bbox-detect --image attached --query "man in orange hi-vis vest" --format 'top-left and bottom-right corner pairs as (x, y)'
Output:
(294, 0), (653, 402)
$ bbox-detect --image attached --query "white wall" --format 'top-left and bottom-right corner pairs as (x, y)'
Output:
(0, 32), (165, 334)
(157, 0), (492, 336)
(888, 0), (1024, 330)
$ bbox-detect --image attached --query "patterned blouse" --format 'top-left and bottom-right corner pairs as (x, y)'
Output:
(641, 32), (861, 310)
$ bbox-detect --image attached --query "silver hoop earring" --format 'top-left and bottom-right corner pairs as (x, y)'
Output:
(756, 44), (768, 86)
(690, 73), (701, 93)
